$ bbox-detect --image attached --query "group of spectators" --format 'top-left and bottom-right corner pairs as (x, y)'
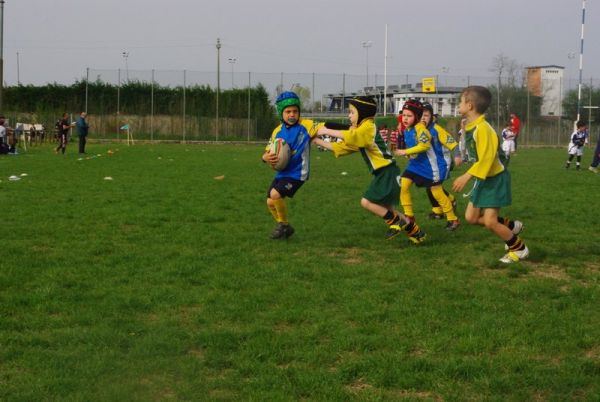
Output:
(55, 112), (89, 155)
(0, 112), (89, 156)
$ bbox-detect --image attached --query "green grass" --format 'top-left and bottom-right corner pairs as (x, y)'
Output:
(1, 143), (600, 401)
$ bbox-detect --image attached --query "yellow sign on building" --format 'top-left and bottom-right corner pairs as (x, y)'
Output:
(422, 77), (436, 93)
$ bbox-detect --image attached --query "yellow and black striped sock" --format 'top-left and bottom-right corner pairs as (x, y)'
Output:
(498, 216), (515, 231)
(384, 211), (400, 226)
(506, 235), (525, 251)
(406, 222), (421, 236)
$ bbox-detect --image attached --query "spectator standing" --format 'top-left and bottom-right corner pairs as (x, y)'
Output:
(55, 113), (70, 155)
(510, 113), (521, 152)
(75, 112), (89, 154)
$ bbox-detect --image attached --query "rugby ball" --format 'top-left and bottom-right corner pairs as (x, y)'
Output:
(269, 138), (291, 171)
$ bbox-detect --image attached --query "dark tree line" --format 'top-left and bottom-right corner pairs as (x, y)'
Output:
(4, 81), (278, 136)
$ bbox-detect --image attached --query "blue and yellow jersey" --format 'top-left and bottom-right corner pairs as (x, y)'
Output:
(330, 118), (394, 173)
(463, 115), (505, 179)
(266, 118), (324, 181)
(403, 122), (443, 181)
(429, 123), (458, 181)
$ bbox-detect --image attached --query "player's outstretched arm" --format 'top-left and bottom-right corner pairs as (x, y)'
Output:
(317, 126), (345, 140)
(313, 137), (333, 151)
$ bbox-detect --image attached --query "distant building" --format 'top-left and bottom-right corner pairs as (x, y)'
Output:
(324, 83), (462, 117)
(325, 86), (399, 115)
(526, 65), (564, 117)
(392, 83), (462, 117)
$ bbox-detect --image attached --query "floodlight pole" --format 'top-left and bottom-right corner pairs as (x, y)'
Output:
(151, 69), (154, 141)
(0, 0), (5, 111)
(122, 51), (129, 82)
(576, 0), (586, 122)
(228, 57), (236, 88)
(216, 38), (221, 141)
(362, 40), (372, 88)
(383, 25), (388, 116)
(85, 67), (89, 113)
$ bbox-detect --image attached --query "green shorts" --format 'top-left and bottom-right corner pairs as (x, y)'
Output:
(470, 169), (512, 208)
(364, 163), (401, 206)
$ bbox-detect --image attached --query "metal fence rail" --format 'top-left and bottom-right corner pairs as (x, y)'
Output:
(8, 68), (599, 146)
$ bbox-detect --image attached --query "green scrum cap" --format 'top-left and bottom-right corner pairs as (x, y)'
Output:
(276, 91), (301, 120)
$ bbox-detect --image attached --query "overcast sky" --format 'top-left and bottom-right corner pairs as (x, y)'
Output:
(4, 0), (599, 86)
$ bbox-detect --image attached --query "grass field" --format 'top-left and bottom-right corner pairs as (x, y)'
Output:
(1, 143), (600, 401)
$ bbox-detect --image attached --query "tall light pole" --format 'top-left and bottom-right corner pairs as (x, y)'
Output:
(0, 0), (5, 111)
(16, 51), (20, 85)
(383, 25), (388, 115)
(216, 38), (221, 141)
(228, 57), (236, 88)
(362, 40), (372, 88)
(568, 52), (576, 91)
(122, 51), (129, 82)
(576, 0), (586, 122)
(441, 66), (449, 87)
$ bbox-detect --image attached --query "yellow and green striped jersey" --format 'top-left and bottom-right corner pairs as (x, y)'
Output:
(464, 115), (505, 179)
(331, 118), (394, 173)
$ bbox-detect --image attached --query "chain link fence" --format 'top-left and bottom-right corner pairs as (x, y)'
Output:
(6, 69), (599, 146)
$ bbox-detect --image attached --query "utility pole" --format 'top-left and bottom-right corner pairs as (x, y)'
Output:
(216, 38), (221, 141)
(576, 0), (586, 122)
(122, 51), (129, 82)
(362, 41), (372, 88)
(0, 0), (5, 110)
(228, 57), (236, 88)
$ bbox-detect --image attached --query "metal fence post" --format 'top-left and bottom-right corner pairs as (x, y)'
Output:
(85, 67), (89, 113)
(117, 68), (120, 140)
(311, 72), (315, 113)
(342, 73), (346, 113)
(151, 69), (154, 142)
(247, 71), (251, 142)
(183, 69), (186, 143)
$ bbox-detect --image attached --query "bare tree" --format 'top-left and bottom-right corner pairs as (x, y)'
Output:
(490, 53), (525, 127)
(490, 53), (523, 88)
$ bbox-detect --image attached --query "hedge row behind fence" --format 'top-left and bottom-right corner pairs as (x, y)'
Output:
(4, 81), (278, 140)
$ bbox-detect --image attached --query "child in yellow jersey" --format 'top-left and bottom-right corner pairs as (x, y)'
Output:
(313, 96), (426, 244)
(452, 86), (528, 263)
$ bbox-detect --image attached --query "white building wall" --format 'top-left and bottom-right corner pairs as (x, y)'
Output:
(393, 93), (460, 117)
(540, 68), (564, 116)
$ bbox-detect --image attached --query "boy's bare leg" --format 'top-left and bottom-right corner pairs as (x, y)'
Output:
(480, 208), (513, 241)
(360, 198), (388, 217)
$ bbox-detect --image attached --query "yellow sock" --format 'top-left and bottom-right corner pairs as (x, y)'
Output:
(267, 200), (279, 222)
(431, 206), (443, 215)
(272, 198), (288, 224)
(431, 185), (457, 221)
(400, 177), (414, 217)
